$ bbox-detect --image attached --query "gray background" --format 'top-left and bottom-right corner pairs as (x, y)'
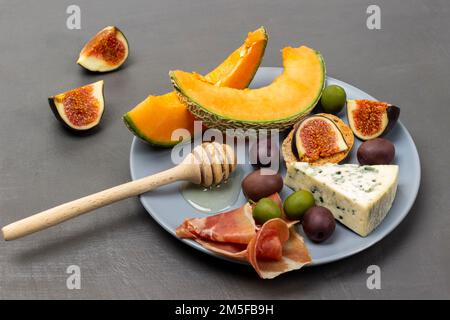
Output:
(0, 0), (448, 299)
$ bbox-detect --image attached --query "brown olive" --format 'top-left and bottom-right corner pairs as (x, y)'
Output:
(302, 206), (335, 243)
(241, 169), (283, 202)
(357, 138), (395, 165)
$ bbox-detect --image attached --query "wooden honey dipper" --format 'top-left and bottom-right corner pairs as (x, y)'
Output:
(2, 142), (236, 241)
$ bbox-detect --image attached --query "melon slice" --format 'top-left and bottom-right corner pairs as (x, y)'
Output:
(77, 26), (129, 72)
(123, 27), (268, 147)
(171, 46), (325, 131)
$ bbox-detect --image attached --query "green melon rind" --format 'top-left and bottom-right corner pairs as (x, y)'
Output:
(170, 50), (325, 132)
(123, 28), (268, 147)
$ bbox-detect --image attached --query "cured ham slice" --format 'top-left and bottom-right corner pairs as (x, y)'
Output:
(176, 193), (312, 279)
(176, 203), (256, 244)
(247, 219), (312, 279)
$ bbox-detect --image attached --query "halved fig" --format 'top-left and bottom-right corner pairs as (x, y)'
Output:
(77, 26), (129, 72)
(292, 115), (348, 162)
(48, 80), (104, 131)
(347, 99), (400, 140)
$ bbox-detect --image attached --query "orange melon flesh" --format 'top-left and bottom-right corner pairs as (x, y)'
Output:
(126, 92), (194, 146)
(124, 27), (268, 146)
(171, 46), (325, 127)
(204, 29), (267, 88)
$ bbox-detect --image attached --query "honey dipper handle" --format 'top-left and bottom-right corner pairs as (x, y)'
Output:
(2, 164), (194, 241)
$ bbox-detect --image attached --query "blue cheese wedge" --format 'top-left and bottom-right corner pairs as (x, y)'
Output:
(284, 162), (399, 237)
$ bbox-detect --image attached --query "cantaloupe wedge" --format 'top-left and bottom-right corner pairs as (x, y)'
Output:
(123, 27), (268, 147)
(171, 46), (325, 131)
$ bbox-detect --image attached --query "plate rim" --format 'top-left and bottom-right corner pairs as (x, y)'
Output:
(129, 67), (421, 266)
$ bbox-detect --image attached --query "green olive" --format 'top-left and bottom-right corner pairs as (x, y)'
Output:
(252, 198), (282, 224)
(283, 190), (315, 220)
(320, 85), (346, 114)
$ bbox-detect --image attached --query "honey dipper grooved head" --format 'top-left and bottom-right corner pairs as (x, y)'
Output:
(190, 142), (237, 187)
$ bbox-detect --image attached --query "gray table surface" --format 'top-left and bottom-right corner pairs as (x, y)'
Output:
(0, 0), (449, 300)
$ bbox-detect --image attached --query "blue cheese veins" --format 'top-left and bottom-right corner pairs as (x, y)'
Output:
(284, 162), (399, 236)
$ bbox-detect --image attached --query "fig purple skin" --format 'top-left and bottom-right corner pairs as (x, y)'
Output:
(357, 138), (395, 165)
(291, 127), (300, 160)
(249, 138), (279, 168)
(302, 206), (336, 243)
(241, 169), (283, 202)
(347, 101), (401, 140)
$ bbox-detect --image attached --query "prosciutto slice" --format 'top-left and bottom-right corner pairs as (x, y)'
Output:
(176, 203), (256, 244)
(247, 219), (312, 279)
(176, 193), (312, 279)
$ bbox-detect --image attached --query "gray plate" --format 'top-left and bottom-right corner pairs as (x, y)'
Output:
(129, 67), (421, 266)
